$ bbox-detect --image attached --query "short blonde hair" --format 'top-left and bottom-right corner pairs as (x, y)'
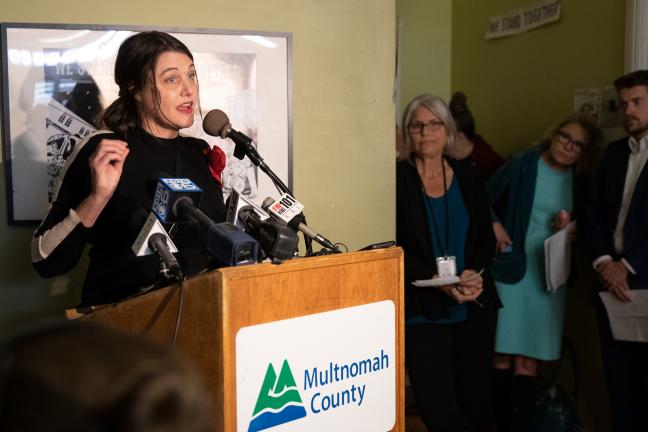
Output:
(401, 94), (457, 157)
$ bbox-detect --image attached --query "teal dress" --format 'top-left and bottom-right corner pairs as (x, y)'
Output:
(494, 157), (572, 361)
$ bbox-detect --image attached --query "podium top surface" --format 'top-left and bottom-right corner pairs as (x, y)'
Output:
(215, 247), (403, 279)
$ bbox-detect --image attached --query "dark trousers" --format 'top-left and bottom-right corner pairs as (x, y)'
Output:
(406, 309), (497, 432)
(595, 297), (648, 432)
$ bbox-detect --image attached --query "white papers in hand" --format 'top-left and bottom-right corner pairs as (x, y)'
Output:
(544, 221), (576, 293)
(413, 276), (460, 287)
(599, 290), (648, 342)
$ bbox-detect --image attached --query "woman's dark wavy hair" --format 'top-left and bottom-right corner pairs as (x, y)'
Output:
(101, 31), (194, 139)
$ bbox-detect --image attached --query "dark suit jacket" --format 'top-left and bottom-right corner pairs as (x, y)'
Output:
(584, 137), (648, 289)
(396, 157), (501, 320)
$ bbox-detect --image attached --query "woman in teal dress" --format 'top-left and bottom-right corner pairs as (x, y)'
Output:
(486, 117), (599, 431)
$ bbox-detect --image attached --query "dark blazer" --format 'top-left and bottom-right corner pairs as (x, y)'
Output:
(486, 148), (586, 283)
(584, 137), (648, 289)
(486, 149), (541, 283)
(396, 157), (501, 321)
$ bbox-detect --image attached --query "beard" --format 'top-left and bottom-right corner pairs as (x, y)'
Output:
(624, 116), (648, 137)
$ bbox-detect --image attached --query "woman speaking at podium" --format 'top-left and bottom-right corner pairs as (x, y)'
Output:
(396, 94), (500, 431)
(32, 31), (226, 306)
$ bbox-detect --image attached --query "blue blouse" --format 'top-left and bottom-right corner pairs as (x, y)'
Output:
(408, 176), (470, 325)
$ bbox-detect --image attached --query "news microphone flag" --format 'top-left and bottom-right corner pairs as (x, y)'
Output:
(152, 178), (202, 223)
(132, 212), (179, 256)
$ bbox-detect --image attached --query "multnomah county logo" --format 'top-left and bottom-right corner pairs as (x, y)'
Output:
(248, 360), (307, 432)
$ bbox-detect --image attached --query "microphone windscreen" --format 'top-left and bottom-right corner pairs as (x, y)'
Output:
(238, 206), (262, 232)
(258, 221), (299, 260)
(208, 222), (259, 266)
(203, 109), (230, 138)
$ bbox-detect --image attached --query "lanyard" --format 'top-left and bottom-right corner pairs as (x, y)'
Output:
(417, 157), (450, 257)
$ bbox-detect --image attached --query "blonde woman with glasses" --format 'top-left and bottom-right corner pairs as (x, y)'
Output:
(487, 117), (600, 431)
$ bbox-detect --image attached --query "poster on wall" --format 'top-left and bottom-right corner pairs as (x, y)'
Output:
(573, 86), (620, 129)
(1, 23), (291, 225)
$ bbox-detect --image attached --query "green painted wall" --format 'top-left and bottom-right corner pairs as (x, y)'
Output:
(450, 3), (625, 431)
(452, 0), (625, 156)
(394, 1), (625, 430)
(0, 0), (396, 339)
(396, 0), (452, 118)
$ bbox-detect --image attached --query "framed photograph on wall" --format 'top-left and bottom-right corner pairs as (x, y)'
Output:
(0, 23), (292, 225)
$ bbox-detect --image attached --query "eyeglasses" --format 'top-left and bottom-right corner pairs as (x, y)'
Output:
(555, 130), (586, 154)
(407, 120), (444, 134)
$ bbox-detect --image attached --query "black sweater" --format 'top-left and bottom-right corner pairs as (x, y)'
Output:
(396, 157), (501, 320)
(32, 129), (226, 305)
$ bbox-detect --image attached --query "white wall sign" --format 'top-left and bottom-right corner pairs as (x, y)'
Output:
(486, 0), (562, 40)
(236, 300), (396, 432)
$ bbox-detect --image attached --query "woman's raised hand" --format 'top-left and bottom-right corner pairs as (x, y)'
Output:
(551, 210), (571, 232)
(89, 139), (129, 201)
(76, 139), (129, 228)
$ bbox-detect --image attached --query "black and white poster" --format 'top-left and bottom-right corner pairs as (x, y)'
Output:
(1, 25), (291, 225)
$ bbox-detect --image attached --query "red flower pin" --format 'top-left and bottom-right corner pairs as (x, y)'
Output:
(204, 145), (226, 187)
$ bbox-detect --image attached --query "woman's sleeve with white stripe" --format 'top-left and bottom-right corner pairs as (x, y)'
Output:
(31, 135), (95, 277)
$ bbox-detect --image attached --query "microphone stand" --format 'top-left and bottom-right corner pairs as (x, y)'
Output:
(234, 140), (314, 255)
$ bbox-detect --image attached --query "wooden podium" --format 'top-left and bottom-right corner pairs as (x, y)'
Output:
(80, 247), (404, 431)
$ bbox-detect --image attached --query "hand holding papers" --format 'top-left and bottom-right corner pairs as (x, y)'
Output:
(414, 269), (485, 307)
(413, 276), (460, 287)
(600, 290), (648, 342)
(413, 269), (484, 287)
(544, 221), (576, 293)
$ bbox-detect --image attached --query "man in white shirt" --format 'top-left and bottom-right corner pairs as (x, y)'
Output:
(585, 70), (648, 432)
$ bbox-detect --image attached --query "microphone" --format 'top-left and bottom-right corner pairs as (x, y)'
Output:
(261, 196), (338, 251)
(146, 174), (260, 267)
(148, 233), (183, 281)
(226, 189), (271, 231)
(203, 109), (259, 162)
(131, 211), (184, 281)
(149, 174), (217, 232)
(150, 174), (203, 223)
(227, 190), (297, 260)
(202, 110), (305, 251)
(208, 221), (260, 267)
(238, 206), (298, 260)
